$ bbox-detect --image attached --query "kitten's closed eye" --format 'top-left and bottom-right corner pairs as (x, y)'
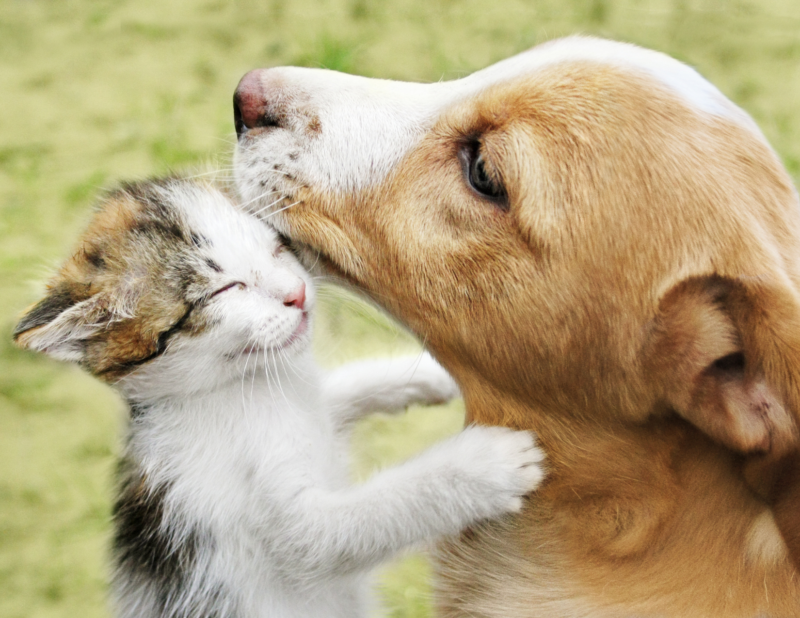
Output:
(210, 281), (246, 299)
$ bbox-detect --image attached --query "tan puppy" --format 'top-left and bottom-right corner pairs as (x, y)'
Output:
(233, 37), (800, 617)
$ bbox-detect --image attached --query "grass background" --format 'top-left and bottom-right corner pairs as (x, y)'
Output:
(2, 0), (800, 616)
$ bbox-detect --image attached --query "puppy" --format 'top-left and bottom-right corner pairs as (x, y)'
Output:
(233, 37), (800, 617)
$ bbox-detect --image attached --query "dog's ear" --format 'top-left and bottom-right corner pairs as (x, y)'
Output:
(643, 275), (800, 567)
(13, 283), (103, 362)
(644, 277), (796, 455)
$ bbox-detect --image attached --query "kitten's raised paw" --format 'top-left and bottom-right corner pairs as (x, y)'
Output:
(409, 352), (460, 405)
(454, 425), (546, 516)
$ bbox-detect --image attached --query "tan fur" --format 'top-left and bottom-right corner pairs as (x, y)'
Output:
(748, 510), (789, 566)
(279, 63), (800, 615)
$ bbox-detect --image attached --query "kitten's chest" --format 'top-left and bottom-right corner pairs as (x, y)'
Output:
(251, 411), (348, 489)
(140, 389), (349, 521)
(220, 408), (346, 497)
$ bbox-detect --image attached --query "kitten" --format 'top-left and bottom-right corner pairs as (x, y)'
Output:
(14, 177), (545, 618)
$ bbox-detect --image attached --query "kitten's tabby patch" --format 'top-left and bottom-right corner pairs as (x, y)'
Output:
(15, 180), (226, 378)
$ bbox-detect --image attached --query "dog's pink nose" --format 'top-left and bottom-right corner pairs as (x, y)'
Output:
(234, 69), (275, 138)
(283, 282), (306, 310)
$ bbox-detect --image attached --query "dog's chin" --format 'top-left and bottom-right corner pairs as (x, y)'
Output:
(286, 238), (353, 286)
(288, 237), (393, 312)
(282, 238), (318, 270)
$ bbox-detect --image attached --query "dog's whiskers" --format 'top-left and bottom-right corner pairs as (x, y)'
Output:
(250, 196), (287, 217)
(239, 189), (283, 211)
(264, 200), (301, 220)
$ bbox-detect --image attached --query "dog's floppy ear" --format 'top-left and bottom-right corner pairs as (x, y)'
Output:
(645, 277), (796, 455)
(644, 275), (800, 567)
(13, 283), (103, 362)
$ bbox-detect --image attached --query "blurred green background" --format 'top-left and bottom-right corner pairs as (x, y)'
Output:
(2, 1), (800, 616)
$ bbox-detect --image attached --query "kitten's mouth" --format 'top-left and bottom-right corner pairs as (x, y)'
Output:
(240, 344), (263, 356)
(278, 312), (309, 350)
(236, 312), (309, 359)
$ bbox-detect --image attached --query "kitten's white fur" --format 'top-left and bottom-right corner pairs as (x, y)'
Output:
(24, 181), (544, 618)
(119, 353), (542, 618)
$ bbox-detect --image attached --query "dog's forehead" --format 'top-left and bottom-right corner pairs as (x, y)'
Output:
(272, 36), (763, 194)
(462, 37), (756, 128)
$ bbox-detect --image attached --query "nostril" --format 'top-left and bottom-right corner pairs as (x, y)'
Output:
(233, 96), (245, 138)
(234, 69), (282, 139)
(283, 282), (306, 310)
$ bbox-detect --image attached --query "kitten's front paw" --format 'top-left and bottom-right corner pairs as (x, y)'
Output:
(456, 425), (546, 516)
(406, 352), (460, 405)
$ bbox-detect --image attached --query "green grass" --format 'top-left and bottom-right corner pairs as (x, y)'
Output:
(2, 0), (800, 616)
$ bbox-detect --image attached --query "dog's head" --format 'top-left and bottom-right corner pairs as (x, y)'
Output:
(234, 37), (800, 565)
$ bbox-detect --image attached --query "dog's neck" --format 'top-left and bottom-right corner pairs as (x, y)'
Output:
(448, 378), (799, 615)
(461, 375), (789, 556)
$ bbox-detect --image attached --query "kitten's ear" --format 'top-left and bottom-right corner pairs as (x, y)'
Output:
(14, 284), (103, 362)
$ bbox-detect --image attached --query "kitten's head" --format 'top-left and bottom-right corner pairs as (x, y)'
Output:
(14, 177), (313, 395)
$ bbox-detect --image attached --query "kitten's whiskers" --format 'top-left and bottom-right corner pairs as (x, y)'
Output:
(250, 346), (259, 404)
(241, 340), (257, 409)
(270, 344), (290, 406)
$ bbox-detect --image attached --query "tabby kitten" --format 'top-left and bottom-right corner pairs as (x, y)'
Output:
(14, 177), (544, 618)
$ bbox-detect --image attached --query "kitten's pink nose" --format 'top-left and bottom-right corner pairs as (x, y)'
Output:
(283, 282), (306, 310)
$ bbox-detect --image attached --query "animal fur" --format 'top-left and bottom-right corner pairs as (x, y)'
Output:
(14, 177), (545, 618)
(233, 36), (800, 617)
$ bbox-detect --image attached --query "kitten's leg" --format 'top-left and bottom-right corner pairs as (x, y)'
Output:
(268, 425), (544, 584)
(322, 352), (459, 427)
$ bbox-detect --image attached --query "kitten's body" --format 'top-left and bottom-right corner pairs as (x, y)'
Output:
(114, 357), (441, 618)
(14, 178), (544, 618)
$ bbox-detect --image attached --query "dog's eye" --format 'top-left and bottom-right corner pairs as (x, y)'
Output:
(461, 144), (507, 206)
